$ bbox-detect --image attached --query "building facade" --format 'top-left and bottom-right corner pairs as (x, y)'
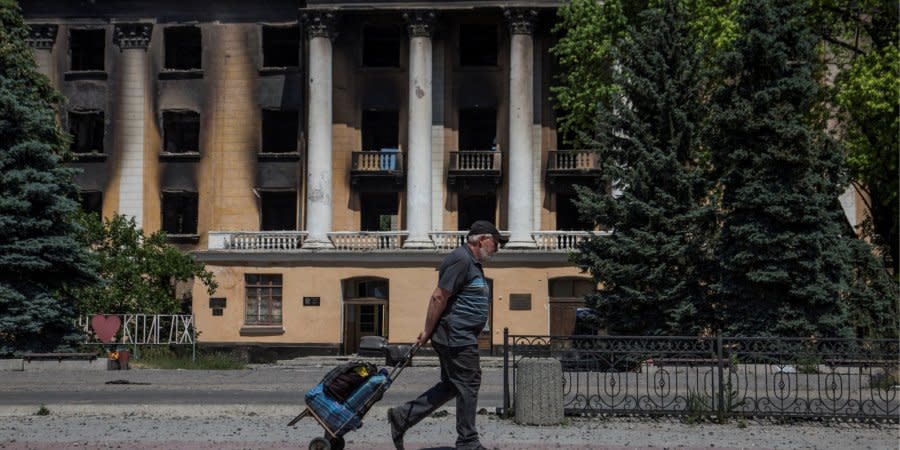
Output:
(22, 0), (622, 355)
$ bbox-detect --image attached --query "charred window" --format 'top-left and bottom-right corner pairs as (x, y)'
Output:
(69, 110), (104, 154)
(164, 26), (202, 70)
(163, 111), (200, 153)
(459, 24), (497, 66)
(77, 191), (103, 217)
(261, 110), (299, 153)
(556, 192), (593, 231)
(260, 191), (296, 231)
(362, 24), (401, 67)
(458, 108), (496, 151)
(262, 25), (299, 68)
(361, 110), (399, 151)
(69, 29), (105, 71)
(360, 193), (398, 231)
(161, 191), (199, 235)
(457, 193), (496, 230)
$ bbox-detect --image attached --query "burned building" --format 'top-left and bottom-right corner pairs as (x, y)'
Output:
(22, 0), (610, 355)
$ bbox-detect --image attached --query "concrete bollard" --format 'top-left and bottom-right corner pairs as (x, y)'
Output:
(514, 357), (564, 425)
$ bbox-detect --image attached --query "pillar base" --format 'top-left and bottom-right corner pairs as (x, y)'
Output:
(504, 235), (537, 249)
(301, 238), (334, 249)
(403, 237), (435, 249)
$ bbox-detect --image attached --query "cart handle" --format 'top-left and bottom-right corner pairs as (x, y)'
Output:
(387, 341), (422, 381)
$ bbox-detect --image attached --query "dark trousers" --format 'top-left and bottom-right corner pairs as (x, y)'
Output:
(392, 343), (482, 449)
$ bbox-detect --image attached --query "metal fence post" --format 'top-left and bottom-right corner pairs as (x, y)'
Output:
(503, 327), (509, 418)
(716, 332), (725, 422)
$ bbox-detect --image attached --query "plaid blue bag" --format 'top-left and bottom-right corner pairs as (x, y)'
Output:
(305, 383), (362, 435)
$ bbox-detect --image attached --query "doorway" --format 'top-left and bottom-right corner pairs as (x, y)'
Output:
(342, 278), (389, 354)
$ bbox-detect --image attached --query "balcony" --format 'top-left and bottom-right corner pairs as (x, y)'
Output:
(207, 230), (605, 252)
(546, 150), (602, 191)
(350, 150), (404, 191)
(447, 151), (502, 189)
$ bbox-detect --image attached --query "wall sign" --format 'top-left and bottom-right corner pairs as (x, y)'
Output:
(209, 297), (226, 308)
(303, 296), (320, 306)
(509, 293), (532, 311)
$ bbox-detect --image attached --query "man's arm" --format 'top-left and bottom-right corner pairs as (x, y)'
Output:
(417, 287), (451, 346)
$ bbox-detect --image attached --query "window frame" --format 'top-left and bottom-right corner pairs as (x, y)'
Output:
(161, 110), (201, 155)
(164, 26), (202, 71)
(69, 28), (106, 72)
(68, 110), (105, 154)
(261, 109), (300, 154)
(244, 274), (283, 326)
(458, 23), (498, 67)
(160, 191), (199, 236)
(361, 24), (402, 68)
(261, 25), (300, 69)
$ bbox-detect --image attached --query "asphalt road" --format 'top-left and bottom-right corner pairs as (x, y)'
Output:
(0, 365), (506, 409)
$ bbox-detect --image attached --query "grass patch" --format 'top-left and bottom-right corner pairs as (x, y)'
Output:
(131, 346), (246, 370)
(35, 405), (50, 416)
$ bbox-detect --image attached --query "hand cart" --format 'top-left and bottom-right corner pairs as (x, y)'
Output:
(288, 342), (421, 450)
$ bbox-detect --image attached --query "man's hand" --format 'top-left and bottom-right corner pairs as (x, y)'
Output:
(415, 330), (429, 346)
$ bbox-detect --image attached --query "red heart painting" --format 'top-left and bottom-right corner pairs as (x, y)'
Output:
(91, 315), (121, 344)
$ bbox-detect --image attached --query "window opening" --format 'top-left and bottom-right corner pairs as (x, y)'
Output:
(161, 191), (199, 235)
(458, 108), (496, 151)
(363, 24), (401, 67)
(459, 24), (497, 66)
(361, 110), (399, 152)
(163, 111), (200, 153)
(260, 190), (297, 231)
(457, 193), (496, 230)
(360, 193), (398, 231)
(69, 110), (104, 154)
(77, 191), (103, 217)
(262, 25), (299, 68)
(164, 26), (202, 70)
(556, 193), (593, 230)
(70, 29), (105, 71)
(245, 274), (282, 325)
(262, 110), (299, 153)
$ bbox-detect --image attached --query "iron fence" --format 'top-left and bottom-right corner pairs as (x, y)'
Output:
(503, 329), (898, 421)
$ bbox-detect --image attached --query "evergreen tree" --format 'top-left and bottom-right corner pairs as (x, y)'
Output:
(0, 1), (97, 356)
(707, 0), (851, 337)
(572, 1), (716, 335)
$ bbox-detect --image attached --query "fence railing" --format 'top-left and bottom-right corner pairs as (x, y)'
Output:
(209, 231), (307, 250)
(78, 314), (196, 345)
(503, 330), (899, 421)
(351, 151), (403, 172)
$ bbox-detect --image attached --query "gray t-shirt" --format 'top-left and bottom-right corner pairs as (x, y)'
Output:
(430, 245), (490, 347)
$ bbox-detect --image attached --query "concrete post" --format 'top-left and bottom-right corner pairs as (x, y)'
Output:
(113, 23), (153, 227)
(402, 10), (436, 248)
(514, 357), (564, 425)
(301, 12), (336, 249)
(504, 9), (538, 248)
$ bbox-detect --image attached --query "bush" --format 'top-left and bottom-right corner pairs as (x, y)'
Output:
(131, 346), (245, 370)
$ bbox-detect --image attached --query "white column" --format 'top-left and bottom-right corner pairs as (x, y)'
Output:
(26, 24), (58, 80)
(504, 9), (538, 248)
(302, 12), (336, 249)
(403, 11), (436, 248)
(114, 23), (153, 228)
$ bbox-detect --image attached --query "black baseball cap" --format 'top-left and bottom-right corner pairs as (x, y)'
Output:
(467, 220), (508, 244)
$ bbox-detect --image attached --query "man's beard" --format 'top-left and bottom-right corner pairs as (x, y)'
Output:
(478, 247), (493, 261)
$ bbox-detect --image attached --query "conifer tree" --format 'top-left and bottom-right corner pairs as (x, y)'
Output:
(572, 1), (716, 335)
(0, 0), (97, 356)
(707, 0), (851, 337)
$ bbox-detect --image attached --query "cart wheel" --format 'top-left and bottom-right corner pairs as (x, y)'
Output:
(329, 435), (345, 450)
(308, 436), (331, 450)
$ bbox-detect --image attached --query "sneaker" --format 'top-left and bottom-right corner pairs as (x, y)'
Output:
(387, 407), (405, 450)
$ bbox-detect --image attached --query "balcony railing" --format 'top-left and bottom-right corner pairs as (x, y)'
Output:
(547, 150), (600, 172)
(208, 231), (307, 250)
(449, 151), (502, 171)
(531, 231), (608, 251)
(351, 150), (403, 173)
(328, 231), (406, 251)
(207, 230), (605, 251)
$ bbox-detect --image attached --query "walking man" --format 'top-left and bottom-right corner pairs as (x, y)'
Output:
(388, 220), (505, 450)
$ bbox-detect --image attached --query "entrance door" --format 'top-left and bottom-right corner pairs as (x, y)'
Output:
(343, 302), (386, 354)
(342, 278), (389, 354)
